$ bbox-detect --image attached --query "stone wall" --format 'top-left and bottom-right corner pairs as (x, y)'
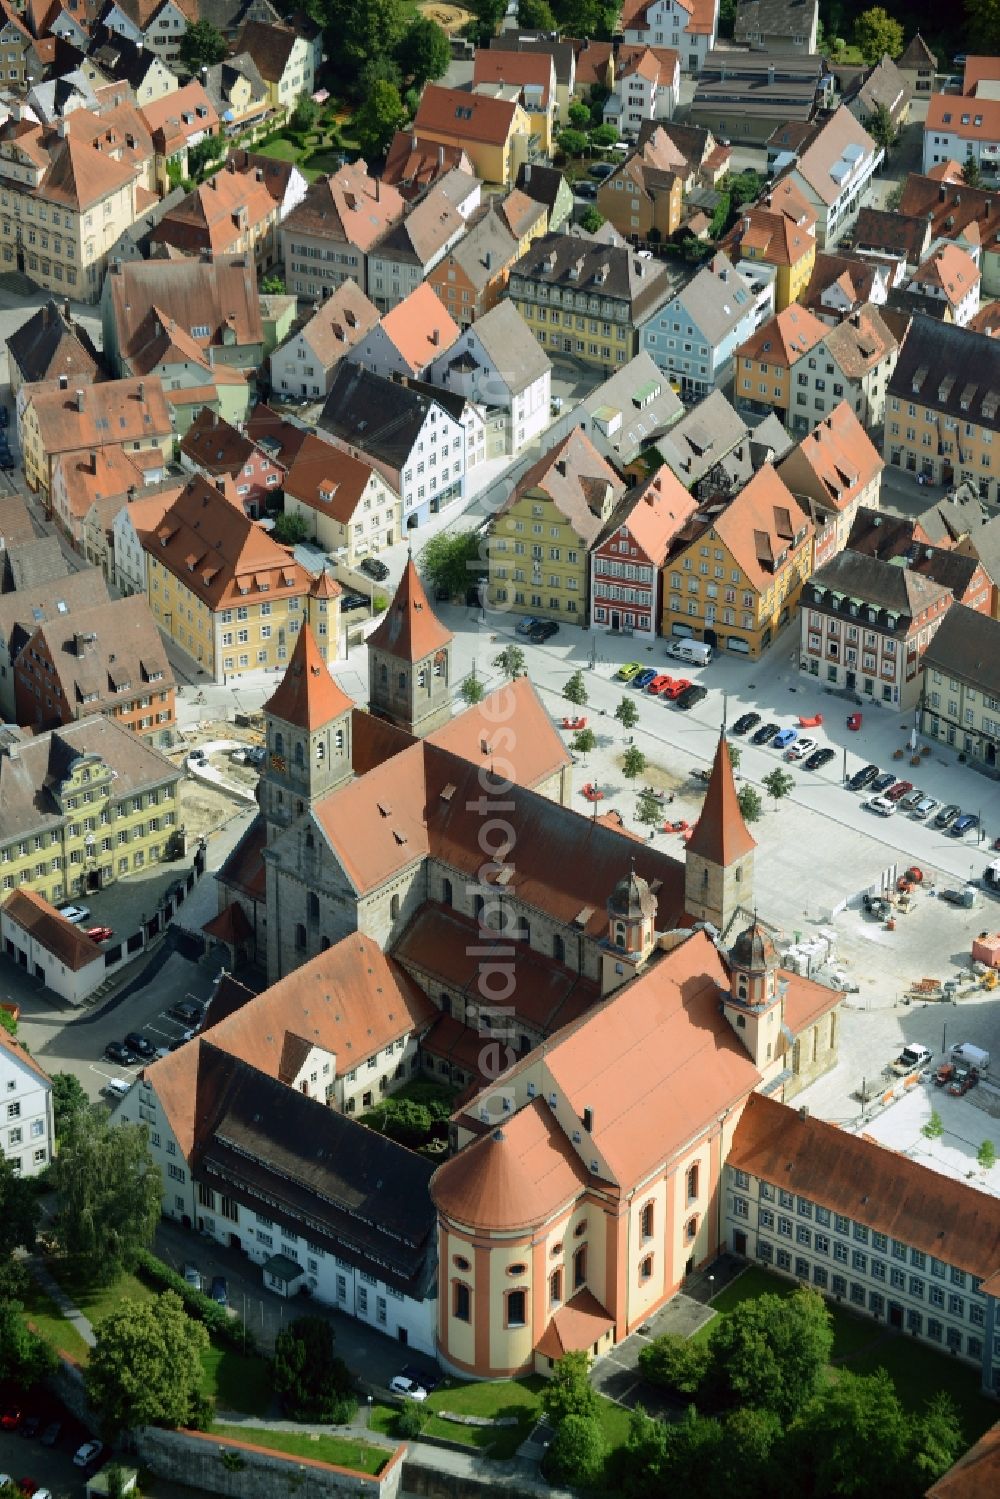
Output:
(401, 1453), (576, 1499)
(135, 1426), (404, 1499)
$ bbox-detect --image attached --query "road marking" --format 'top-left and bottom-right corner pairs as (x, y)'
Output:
(146, 1024), (175, 1039)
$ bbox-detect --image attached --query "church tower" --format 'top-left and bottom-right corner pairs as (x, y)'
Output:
(723, 918), (783, 1074)
(367, 557), (454, 737)
(684, 733), (756, 933)
(260, 624), (354, 842)
(601, 867), (657, 996)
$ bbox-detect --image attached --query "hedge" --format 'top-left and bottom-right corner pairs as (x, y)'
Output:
(133, 1249), (257, 1353)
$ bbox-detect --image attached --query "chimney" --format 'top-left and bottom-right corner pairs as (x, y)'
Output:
(227, 157), (236, 173)
(374, 176), (379, 202)
(430, 327), (440, 345)
(437, 145), (444, 168)
(201, 66), (208, 80)
(255, 168), (264, 182)
(216, 478), (226, 493)
(940, 183), (947, 203)
(555, 458), (567, 477)
(90, 450), (98, 474)
(525, 163), (532, 183)
(75, 389), (85, 412)
(113, 257), (123, 274)
(57, 117), (67, 138)
(137, 380), (144, 402)
(127, 485), (136, 502)
(63, 299), (70, 319)
(58, 373), (68, 390)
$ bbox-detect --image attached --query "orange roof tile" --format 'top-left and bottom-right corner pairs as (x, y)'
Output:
(686, 732), (756, 866)
(737, 303), (827, 369)
(24, 377), (172, 458)
(379, 283), (460, 374)
(911, 242), (981, 305)
(426, 675), (569, 790)
(367, 558), (453, 663)
(262, 625), (352, 731)
(283, 433), (396, 526)
(3, 888), (102, 974)
(414, 84), (522, 148)
(472, 48), (554, 106)
(778, 400), (884, 515)
(139, 81), (220, 153)
(926, 1424), (1000, 1499)
(535, 1288), (615, 1359)
(710, 463), (813, 593)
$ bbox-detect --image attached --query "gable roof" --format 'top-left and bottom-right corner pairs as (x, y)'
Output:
(497, 426), (626, 547)
(709, 463), (813, 590)
(7, 299), (103, 386)
(595, 464), (696, 565)
(319, 365), (452, 470)
(366, 558), (453, 664)
(154, 163), (276, 257)
(139, 80), (220, 152)
(21, 594), (173, 721)
(3, 886), (102, 972)
(22, 375), (172, 456)
(790, 105), (877, 207)
(283, 431), (391, 526)
(414, 83), (523, 148)
(910, 242), (981, 306)
(382, 130), (475, 197)
(778, 400), (884, 515)
(233, 19), (299, 82)
(107, 255), (262, 365)
(920, 603), (1000, 698)
(282, 163), (405, 252)
(887, 314), (1000, 427)
(262, 623), (351, 731)
(686, 732), (756, 866)
(287, 280), (379, 369)
(738, 301), (826, 367)
(898, 33), (937, 70)
(376, 282), (460, 374)
(807, 547), (952, 621)
(473, 47), (554, 106)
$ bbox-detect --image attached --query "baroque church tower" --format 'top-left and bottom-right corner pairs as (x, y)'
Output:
(367, 558), (454, 738)
(684, 732), (756, 934)
(260, 624), (354, 842)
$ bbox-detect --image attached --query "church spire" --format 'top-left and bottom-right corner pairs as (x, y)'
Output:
(262, 624), (353, 731)
(367, 557), (453, 664)
(367, 558), (454, 737)
(686, 733), (756, 866)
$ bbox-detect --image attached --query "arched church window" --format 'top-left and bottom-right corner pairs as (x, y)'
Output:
(294, 741), (304, 768)
(274, 731), (284, 756)
(390, 893), (400, 920)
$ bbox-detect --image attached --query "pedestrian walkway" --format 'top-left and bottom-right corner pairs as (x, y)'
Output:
(212, 1410), (397, 1451)
(405, 1439), (574, 1497)
(28, 1257), (95, 1349)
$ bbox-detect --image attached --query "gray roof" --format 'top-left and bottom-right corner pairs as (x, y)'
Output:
(446, 206), (517, 292)
(201, 53), (269, 115)
(0, 567), (110, 656)
(734, 0), (817, 41)
(805, 548), (951, 628)
(2, 536), (68, 594)
(582, 352), (683, 463)
(656, 253), (758, 346)
(966, 513), (1000, 592)
(319, 365), (442, 469)
(844, 54), (911, 119)
(921, 605), (1000, 698)
(916, 485), (989, 546)
(510, 232), (672, 316)
(658, 390), (749, 486)
(490, 32), (576, 86)
(462, 300), (550, 390)
(888, 315), (1000, 431)
(515, 162), (571, 214)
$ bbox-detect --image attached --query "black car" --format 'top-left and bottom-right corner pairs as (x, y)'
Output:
(676, 684), (708, 711)
(20, 1415), (41, 1439)
(40, 1422), (62, 1448)
(0, 404), (9, 426)
(731, 712), (761, 736)
(400, 1364), (443, 1393)
(0, 448), (13, 471)
(529, 620), (559, 643)
(340, 592), (369, 613)
(170, 1000), (203, 1026)
(575, 181), (597, 199)
(358, 557), (389, 582)
(751, 722), (779, 746)
(871, 771), (896, 794)
(848, 763), (880, 792)
(124, 1032), (156, 1061)
(805, 747), (836, 771)
(104, 1041), (136, 1066)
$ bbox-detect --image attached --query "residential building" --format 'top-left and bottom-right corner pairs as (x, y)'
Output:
(734, 301), (827, 426)
(776, 402), (884, 565)
(382, 131), (476, 201)
(365, 183), (469, 314)
(635, 118), (732, 189)
(800, 250), (893, 322)
(281, 433), (401, 566)
(0, 567), (110, 720)
(799, 548), (952, 708)
(102, 252), (263, 378)
(281, 164), (405, 300)
(51, 442), (168, 548)
(151, 155), (280, 271)
(590, 464), (696, 635)
(225, 148), (308, 222)
(0, 713), (183, 905)
(246, 400), (309, 472)
(688, 49), (827, 144)
(515, 161), (574, 232)
(622, 0), (719, 76)
(138, 80), (219, 190)
(26, 69), (100, 128)
(846, 509), (993, 615)
(233, 21), (315, 113)
(497, 187), (547, 259)
(905, 242), (981, 326)
(848, 206), (930, 282)
(723, 177), (817, 311)
(269, 280), (379, 401)
(576, 352), (684, 467)
(640, 251), (774, 398)
(657, 388), (754, 489)
(724, 1090), (1000, 1379)
(841, 52), (911, 133)
(14, 594), (175, 744)
(490, 31), (577, 119)
(596, 132), (684, 246)
(425, 204), (519, 327)
(0, 1018), (53, 1176)
(87, 34), (178, 107)
(472, 48), (557, 155)
(0, 0), (39, 89)
(1, 888), (105, 1006)
(98, 0), (196, 64)
(604, 45), (681, 138)
(898, 173), (1000, 297)
(509, 233), (673, 373)
(142, 473), (337, 682)
(6, 297), (103, 398)
(427, 299), (551, 458)
(897, 33), (937, 98)
(785, 304), (898, 433)
(412, 84), (533, 189)
(179, 406), (283, 518)
(347, 283), (460, 382)
(920, 605), (1000, 769)
(884, 315), (1000, 500)
(734, 0), (818, 52)
(319, 365), (467, 529)
(923, 92), (1000, 178)
(488, 427), (626, 622)
(782, 105), (881, 247)
(200, 52), (271, 139)
(17, 376), (173, 517)
(81, 475), (184, 588)
(112, 487), (183, 602)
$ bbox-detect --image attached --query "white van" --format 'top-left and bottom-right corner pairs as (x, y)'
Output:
(103, 1078), (131, 1099)
(951, 1042), (991, 1073)
(670, 639), (713, 666)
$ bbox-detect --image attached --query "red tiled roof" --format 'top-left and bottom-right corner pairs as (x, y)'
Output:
(366, 558), (453, 663)
(536, 1288), (615, 1359)
(686, 733), (756, 866)
(3, 888), (102, 973)
(262, 625), (351, 731)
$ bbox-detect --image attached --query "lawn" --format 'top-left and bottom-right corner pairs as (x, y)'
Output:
(213, 1423), (389, 1475)
(53, 1263), (154, 1331)
(200, 1343), (273, 1419)
(19, 1277), (91, 1365)
(256, 137), (325, 182)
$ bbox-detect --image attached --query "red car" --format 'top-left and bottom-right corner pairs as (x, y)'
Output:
(646, 673), (674, 695)
(1, 1407), (22, 1430)
(19, 1481), (40, 1496)
(662, 678), (693, 700)
(85, 926), (113, 943)
(884, 779), (913, 803)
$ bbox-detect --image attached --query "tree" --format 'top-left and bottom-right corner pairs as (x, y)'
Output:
(290, 95), (319, 134)
(968, 0), (1000, 54)
(397, 17), (451, 87)
(359, 56), (404, 95)
(459, 672), (485, 705)
(622, 744), (646, 778)
(541, 1350), (600, 1425)
(762, 767), (794, 805)
(793, 1367), (911, 1499)
(464, 0), (506, 46)
(323, 0), (409, 76)
(726, 168), (764, 208)
(52, 1108), (161, 1284)
(621, 1404), (670, 1496)
(557, 128), (589, 158)
(0, 1006), (15, 1036)
(590, 123), (619, 149)
(422, 529), (483, 599)
(707, 1287), (833, 1424)
(978, 1138), (996, 1171)
(260, 273), (286, 294)
(177, 18), (227, 70)
(867, 102), (897, 154)
(727, 742), (741, 771)
(963, 149), (983, 189)
(397, 1400), (427, 1437)
(272, 1315), (353, 1421)
(543, 1413), (606, 1486)
(580, 206), (605, 233)
(573, 727), (597, 756)
(909, 1392), (964, 1486)
(638, 1332), (711, 1395)
(272, 511), (311, 545)
(884, 180), (904, 211)
(187, 134), (225, 177)
(493, 643), (526, 678)
(86, 1292), (209, 1437)
(0, 1152), (40, 1261)
(615, 696), (640, 730)
(922, 1109), (944, 1140)
(636, 793), (662, 829)
(736, 785), (762, 823)
(0, 1297), (57, 1390)
(551, 0), (617, 40)
(563, 669), (588, 705)
(518, 0), (557, 25)
(352, 81), (407, 160)
(568, 101), (592, 129)
(853, 7), (904, 63)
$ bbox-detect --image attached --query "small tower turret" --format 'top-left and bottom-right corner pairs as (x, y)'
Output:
(260, 624), (354, 840)
(601, 866), (656, 996)
(723, 917), (783, 1074)
(684, 732), (756, 934)
(367, 557), (453, 737)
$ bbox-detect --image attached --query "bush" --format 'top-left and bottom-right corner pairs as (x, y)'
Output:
(132, 1248), (257, 1352)
(273, 1315), (353, 1421)
(397, 1401), (427, 1437)
(639, 1333), (711, 1395)
(544, 1413), (606, 1485)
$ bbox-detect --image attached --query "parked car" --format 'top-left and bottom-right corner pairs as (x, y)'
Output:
(0, 449), (15, 471)
(57, 903), (90, 924)
(633, 668), (658, 689)
(1, 1409), (22, 1430)
(183, 1262), (202, 1290)
(515, 617), (539, 637)
(170, 1001), (203, 1026)
(229, 747), (248, 764)
(898, 786), (924, 813)
(358, 557), (389, 582)
(616, 661), (643, 681)
(40, 1424), (61, 1449)
(864, 794), (896, 817)
(884, 779), (913, 803)
(661, 677), (692, 700)
(953, 813), (980, 836)
(389, 1374), (427, 1401)
(588, 162), (614, 179)
(870, 772), (896, 795)
(847, 764), (880, 791)
(210, 1276), (228, 1306)
(948, 1065), (979, 1097)
(123, 1032), (156, 1061)
(19, 1417), (41, 1440)
(103, 1041), (136, 1066)
(731, 712), (760, 736)
(187, 749), (207, 768)
(751, 722), (780, 746)
(340, 592), (369, 613)
(574, 180), (597, 199)
(934, 803), (961, 829)
(73, 1441), (104, 1468)
(399, 1365), (442, 1393)
(85, 926), (113, 943)
(805, 747), (836, 771)
(676, 684), (707, 710)
(529, 620), (558, 643)
(912, 796), (938, 821)
(891, 1043), (932, 1075)
(646, 673), (673, 695)
(786, 736), (816, 761)
(772, 727), (798, 750)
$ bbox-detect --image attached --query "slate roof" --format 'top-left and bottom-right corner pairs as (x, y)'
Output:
(319, 365), (448, 471)
(805, 547), (952, 625)
(7, 298), (103, 386)
(887, 314), (1000, 429)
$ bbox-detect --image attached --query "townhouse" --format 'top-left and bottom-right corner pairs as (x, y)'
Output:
(923, 92), (1000, 178)
(800, 250), (893, 323)
(0, 0), (37, 90)
(412, 85), (533, 189)
(98, 0), (195, 65)
(151, 158), (280, 271)
(6, 296), (102, 398)
(509, 233), (673, 373)
(920, 606), (1000, 770)
(884, 315), (1000, 501)
(472, 48), (556, 156)
(346, 283), (460, 382)
(635, 118), (731, 189)
(0, 567), (110, 721)
(269, 280), (379, 402)
(515, 161), (575, 233)
(138, 80), (219, 190)
(724, 178), (817, 312)
(14, 594), (175, 745)
(365, 181), (469, 314)
(782, 105), (882, 248)
(590, 464), (696, 636)
(497, 187), (547, 259)
(776, 401), (884, 566)
(734, 0), (818, 52)
(787, 304), (898, 433)
(382, 131), (476, 201)
(233, 20), (316, 114)
(688, 49), (827, 144)
(898, 173), (1000, 296)
(577, 352), (683, 467)
(660, 463), (812, 655)
(846, 509), (993, 617)
(142, 473), (338, 682)
(0, 1024), (53, 1179)
(640, 251), (774, 398)
(734, 301), (827, 427)
(841, 52), (911, 134)
(487, 428), (626, 623)
(604, 45), (681, 139)
(319, 364), (467, 529)
(280, 433), (401, 567)
(281, 164), (405, 300)
(905, 243), (981, 327)
(179, 406), (284, 518)
(596, 132), (684, 246)
(490, 32), (577, 120)
(425, 203), (519, 327)
(87, 34), (178, 108)
(17, 375), (173, 518)
(799, 549), (952, 709)
(51, 442), (167, 548)
(622, 0), (719, 76)
(201, 52), (271, 139)
(0, 713), (183, 907)
(80, 475), (185, 589)
(659, 387), (762, 489)
(427, 299), (551, 458)
(849, 206), (931, 284)
(112, 488), (182, 603)
(898, 34), (937, 98)
(225, 148), (308, 223)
